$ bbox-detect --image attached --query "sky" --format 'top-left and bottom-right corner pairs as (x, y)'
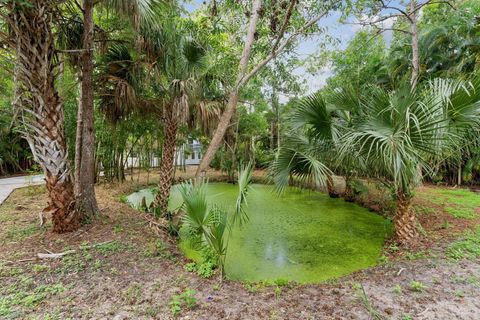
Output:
(182, 0), (396, 101)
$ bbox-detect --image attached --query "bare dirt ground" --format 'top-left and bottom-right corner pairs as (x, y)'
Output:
(0, 169), (479, 320)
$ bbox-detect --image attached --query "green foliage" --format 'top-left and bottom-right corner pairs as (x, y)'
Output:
(169, 288), (197, 316)
(409, 280), (427, 292)
(0, 282), (65, 317)
(426, 188), (480, 219)
(178, 179), (227, 275)
(5, 224), (39, 241)
(143, 239), (171, 258)
(94, 241), (124, 254)
(447, 227), (480, 260)
(393, 284), (402, 295)
(233, 161), (253, 227)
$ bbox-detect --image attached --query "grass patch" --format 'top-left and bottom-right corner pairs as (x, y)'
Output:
(5, 224), (40, 241)
(94, 241), (124, 254)
(0, 282), (65, 317)
(18, 185), (46, 197)
(413, 205), (436, 216)
(445, 206), (476, 219)
(447, 227), (480, 260)
(425, 188), (480, 219)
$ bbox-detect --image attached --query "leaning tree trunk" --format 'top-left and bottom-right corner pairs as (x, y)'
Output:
(152, 117), (178, 216)
(8, 0), (79, 232)
(394, 193), (418, 244)
(75, 0), (99, 218)
(195, 0), (262, 178)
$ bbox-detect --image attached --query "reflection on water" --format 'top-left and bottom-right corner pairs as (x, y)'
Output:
(126, 189), (155, 209)
(127, 183), (392, 283)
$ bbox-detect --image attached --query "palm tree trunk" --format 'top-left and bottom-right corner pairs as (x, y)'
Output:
(75, 0), (99, 218)
(8, 0), (79, 232)
(344, 176), (355, 202)
(394, 194), (418, 244)
(153, 117), (178, 215)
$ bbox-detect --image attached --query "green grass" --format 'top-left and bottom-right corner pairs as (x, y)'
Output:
(447, 227), (480, 260)
(94, 241), (124, 254)
(0, 281), (65, 317)
(5, 224), (40, 241)
(424, 188), (480, 219)
(130, 183), (392, 283)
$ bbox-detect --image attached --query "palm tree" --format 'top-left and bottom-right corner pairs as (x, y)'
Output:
(139, 13), (212, 216)
(1, 0), (79, 232)
(338, 79), (480, 244)
(56, 0), (158, 218)
(271, 89), (361, 198)
(272, 79), (480, 245)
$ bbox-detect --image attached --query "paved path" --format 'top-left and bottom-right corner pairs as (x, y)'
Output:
(0, 174), (44, 204)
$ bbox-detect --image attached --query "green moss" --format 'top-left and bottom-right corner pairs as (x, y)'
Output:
(131, 183), (392, 284)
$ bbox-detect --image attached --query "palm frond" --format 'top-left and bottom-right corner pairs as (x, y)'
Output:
(232, 161), (253, 228)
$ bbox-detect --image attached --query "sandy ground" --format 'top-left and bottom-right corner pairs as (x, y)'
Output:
(0, 169), (479, 319)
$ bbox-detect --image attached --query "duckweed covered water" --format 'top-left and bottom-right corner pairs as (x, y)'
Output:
(127, 183), (392, 283)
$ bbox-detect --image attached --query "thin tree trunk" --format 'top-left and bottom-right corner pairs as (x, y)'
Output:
(410, 0), (419, 90)
(8, 0), (79, 232)
(76, 0), (99, 218)
(394, 194), (418, 244)
(74, 77), (83, 195)
(195, 0), (262, 177)
(153, 117), (178, 215)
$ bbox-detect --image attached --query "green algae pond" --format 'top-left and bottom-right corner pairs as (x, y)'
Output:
(127, 183), (392, 283)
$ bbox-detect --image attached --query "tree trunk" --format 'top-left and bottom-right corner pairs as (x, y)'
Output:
(326, 175), (339, 198)
(153, 117), (178, 215)
(409, 0), (419, 90)
(195, 0), (262, 177)
(8, 0), (79, 232)
(343, 176), (355, 202)
(76, 0), (99, 218)
(394, 194), (418, 244)
(74, 77), (83, 195)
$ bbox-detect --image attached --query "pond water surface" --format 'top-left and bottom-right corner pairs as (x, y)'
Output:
(127, 183), (392, 283)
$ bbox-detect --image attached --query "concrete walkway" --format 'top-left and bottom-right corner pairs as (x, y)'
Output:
(0, 174), (44, 204)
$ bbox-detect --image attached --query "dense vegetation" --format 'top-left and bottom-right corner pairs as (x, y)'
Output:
(0, 0), (479, 286)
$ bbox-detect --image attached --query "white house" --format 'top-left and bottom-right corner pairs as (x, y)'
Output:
(175, 139), (202, 166)
(125, 139), (202, 169)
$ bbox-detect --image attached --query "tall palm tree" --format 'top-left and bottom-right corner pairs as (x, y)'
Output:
(56, 0), (158, 218)
(1, 0), (79, 232)
(96, 8), (217, 216)
(139, 14), (212, 215)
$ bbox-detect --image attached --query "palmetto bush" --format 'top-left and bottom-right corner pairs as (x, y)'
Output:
(272, 78), (480, 244)
(178, 179), (228, 275)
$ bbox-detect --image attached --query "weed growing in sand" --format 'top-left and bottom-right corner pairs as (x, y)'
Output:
(354, 283), (385, 320)
(409, 280), (427, 292)
(393, 284), (402, 294)
(124, 283), (142, 304)
(169, 288), (197, 316)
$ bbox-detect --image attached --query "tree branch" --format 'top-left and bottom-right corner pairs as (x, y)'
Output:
(238, 11), (328, 88)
